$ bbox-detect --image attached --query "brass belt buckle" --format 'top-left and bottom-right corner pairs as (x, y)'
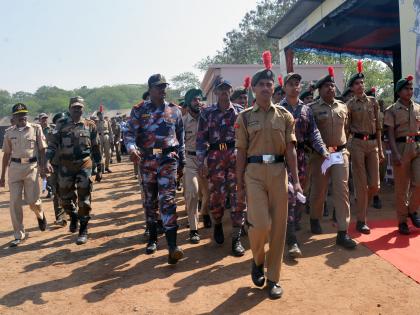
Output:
(21, 158), (30, 163)
(262, 155), (275, 164)
(152, 148), (163, 155)
(219, 143), (227, 151)
(363, 135), (369, 141)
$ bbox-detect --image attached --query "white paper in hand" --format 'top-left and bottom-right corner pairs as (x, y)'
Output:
(321, 152), (344, 174)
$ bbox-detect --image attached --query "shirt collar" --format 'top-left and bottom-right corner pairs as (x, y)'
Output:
(354, 93), (368, 102)
(252, 102), (276, 112)
(396, 99), (413, 110)
(320, 97), (339, 108)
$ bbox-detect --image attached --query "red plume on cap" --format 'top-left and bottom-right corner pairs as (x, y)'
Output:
(371, 87), (376, 93)
(407, 75), (414, 81)
(278, 75), (283, 87)
(99, 101), (104, 113)
(262, 51), (272, 70)
(357, 60), (363, 74)
(328, 66), (335, 77)
(243, 76), (251, 89)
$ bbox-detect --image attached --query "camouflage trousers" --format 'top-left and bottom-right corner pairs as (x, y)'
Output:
(59, 159), (93, 217)
(47, 164), (65, 221)
(287, 148), (308, 225)
(140, 155), (178, 231)
(207, 149), (245, 227)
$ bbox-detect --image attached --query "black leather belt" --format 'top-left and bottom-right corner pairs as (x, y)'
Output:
(142, 146), (178, 155)
(396, 135), (420, 143)
(209, 141), (235, 151)
(186, 151), (196, 156)
(11, 157), (37, 164)
(247, 155), (284, 164)
(353, 133), (376, 141)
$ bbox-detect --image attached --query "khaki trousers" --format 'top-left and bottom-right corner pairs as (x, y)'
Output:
(309, 153), (350, 231)
(245, 163), (288, 283)
(8, 162), (44, 240)
(183, 155), (209, 230)
(100, 134), (111, 168)
(349, 138), (380, 222)
(393, 142), (420, 223)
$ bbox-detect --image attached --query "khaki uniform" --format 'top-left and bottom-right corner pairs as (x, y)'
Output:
(384, 100), (420, 222)
(347, 95), (381, 221)
(2, 123), (47, 240)
(97, 119), (113, 168)
(182, 112), (209, 231)
(235, 103), (296, 283)
(310, 98), (350, 231)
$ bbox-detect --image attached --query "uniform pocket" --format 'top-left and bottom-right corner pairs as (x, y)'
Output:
(78, 130), (91, 147)
(26, 136), (36, 149)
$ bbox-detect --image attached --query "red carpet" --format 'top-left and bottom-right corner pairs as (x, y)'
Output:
(350, 220), (420, 283)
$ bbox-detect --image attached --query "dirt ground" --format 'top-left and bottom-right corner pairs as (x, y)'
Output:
(0, 155), (419, 315)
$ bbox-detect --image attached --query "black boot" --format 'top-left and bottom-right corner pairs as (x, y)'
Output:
(165, 229), (184, 264)
(267, 280), (283, 299)
(409, 212), (420, 228)
(37, 213), (47, 231)
(189, 230), (200, 244)
(203, 215), (212, 228)
(157, 219), (165, 235)
(398, 222), (410, 235)
(372, 195), (382, 209)
(336, 231), (357, 249)
(213, 223), (224, 244)
(69, 212), (79, 233)
(310, 219), (323, 234)
(146, 222), (158, 254)
(232, 236), (245, 257)
(251, 261), (265, 287)
(76, 216), (89, 245)
(356, 221), (371, 234)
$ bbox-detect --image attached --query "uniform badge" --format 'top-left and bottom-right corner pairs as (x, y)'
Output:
(141, 114), (151, 119)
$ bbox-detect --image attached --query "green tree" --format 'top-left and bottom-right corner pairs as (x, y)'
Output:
(170, 72), (200, 96)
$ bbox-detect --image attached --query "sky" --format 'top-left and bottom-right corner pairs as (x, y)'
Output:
(0, 0), (259, 93)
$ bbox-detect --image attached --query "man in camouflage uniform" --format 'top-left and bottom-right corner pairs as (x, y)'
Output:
(196, 77), (246, 257)
(97, 111), (113, 173)
(111, 117), (122, 163)
(280, 73), (329, 258)
(46, 97), (102, 245)
(125, 74), (185, 265)
(45, 112), (67, 226)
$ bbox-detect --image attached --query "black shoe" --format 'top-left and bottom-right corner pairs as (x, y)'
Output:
(372, 195), (382, 209)
(356, 221), (371, 234)
(409, 212), (420, 228)
(288, 243), (303, 258)
(76, 217), (89, 245)
(232, 237), (245, 257)
(9, 233), (29, 248)
(146, 222), (158, 254)
(157, 220), (165, 235)
(323, 202), (329, 217)
(203, 215), (212, 228)
(189, 230), (200, 244)
(398, 222), (410, 235)
(54, 218), (67, 227)
(110, 159), (113, 164)
(165, 229), (183, 265)
(37, 213), (47, 231)
(213, 223), (224, 244)
(267, 280), (283, 299)
(336, 231), (357, 249)
(105, 168), (112, 173)
(251, 261), (265, 287)
(69, 212), (79, 233)
(310, 219), (323, 234)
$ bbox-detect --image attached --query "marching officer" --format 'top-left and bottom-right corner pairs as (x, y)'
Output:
(46, 96), (102, 245)
(346, 61), (384, 234)
(1, 103), (48, 247)
(384, 75), (420, 234)
(309, 67), (357, 249)
(111, 117), (122, 163)
(97, 111), (113, 173)
(125, 74), (185, 264)
(196, 77), (246, 257)
(183, 88), (211, 244)
(280, 73), (329, 258)
(235, 51), (302, 298)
